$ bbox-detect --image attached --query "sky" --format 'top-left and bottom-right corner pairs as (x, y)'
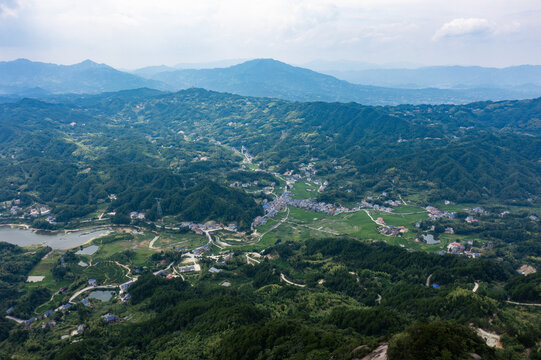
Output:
(0, 0), (540, 69)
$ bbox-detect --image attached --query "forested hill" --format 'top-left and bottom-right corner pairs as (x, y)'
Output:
(116, 89), (541, 202)
(0, 89), (539, 227)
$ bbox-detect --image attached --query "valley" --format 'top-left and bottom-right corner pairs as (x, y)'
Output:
(0, 89), (540, 359)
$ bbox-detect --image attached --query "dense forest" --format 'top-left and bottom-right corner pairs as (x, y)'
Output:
(1, 238), (539, 359)
(0, 243), (50, 340)
(0, 89), (539, 228)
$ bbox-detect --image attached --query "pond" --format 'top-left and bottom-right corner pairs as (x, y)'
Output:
(88, 290), (116, 301)
(0, 227), (110, 250)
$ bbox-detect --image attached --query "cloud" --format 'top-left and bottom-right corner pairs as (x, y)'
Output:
(0, 0), (19, 17)
(432, 18), (492, 41)
(1, 1), (540, 67)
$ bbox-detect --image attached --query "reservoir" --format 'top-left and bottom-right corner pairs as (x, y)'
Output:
(0, 227), (110, 250)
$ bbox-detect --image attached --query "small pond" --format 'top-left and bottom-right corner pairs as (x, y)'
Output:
(76, 245), (99, 255)
(88, 290), (116, 302)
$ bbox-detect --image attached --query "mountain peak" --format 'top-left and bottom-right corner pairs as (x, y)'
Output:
(236, 58), (289, 68)
(71, 59), (108, 69)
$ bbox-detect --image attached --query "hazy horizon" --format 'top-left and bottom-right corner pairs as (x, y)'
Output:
(1, 0), (540, 69)
(2, 57), (541, 73)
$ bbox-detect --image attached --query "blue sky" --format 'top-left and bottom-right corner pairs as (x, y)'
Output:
(0, 0), (540, 69)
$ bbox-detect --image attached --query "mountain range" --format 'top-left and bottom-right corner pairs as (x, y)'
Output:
(2, 58), (541, 105)
(0, 58), (165, 95)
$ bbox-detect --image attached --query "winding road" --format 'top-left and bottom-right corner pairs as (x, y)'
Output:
(506, 301), (541, 307)
(5, 316), (25, 324)
(148, 235), (160, 249)
(426, 273), (433, 287)
(245, 253), (261, 265)
(280, 273), (306, 288)
(256, 207), (290, 242)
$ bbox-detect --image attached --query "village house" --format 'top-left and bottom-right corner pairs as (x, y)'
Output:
(70, 325), (87, 337)
(102, 314), (119, 323)
(447, 242), (465, 254)
(465, 216), (478, 223)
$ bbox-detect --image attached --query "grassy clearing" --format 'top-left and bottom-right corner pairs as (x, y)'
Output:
(250, 205), (436, 252)
(154, 232), (207, 250)
(83, 261), (127, 284)
(25, 251), (70, 292)
(291, 181), (318, 200)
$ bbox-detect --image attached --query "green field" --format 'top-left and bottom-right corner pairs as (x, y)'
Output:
(291, 181), (319, 199)
(26, 251), (71, 292)
(82, 261), (127, 284)
(247, 203), (449, 253)
(154, 231), (207, 250)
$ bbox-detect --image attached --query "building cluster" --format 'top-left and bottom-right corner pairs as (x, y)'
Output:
(251, 191), (405, 229)
(129, 211), (145, 220)
(179, 222), (222, 235)
(446, 242), (480, 258)
(192, 243), (210, 255)
(102, 313), (119, 324)
(384, 199), (402, 207)
(230, 180), (263, 189)
(465, 216), (478, 223)
(29, 206), (50, 217)
(361, 200), (394, 213)
(378, 224), (409, 236)
(178, 265), (199, 273)
(426, 206), (455, 220)
(447, 242), (465, 254)
(252, 216), (267, 227)
(119, 279), (136, 303)
(469, 207), (488, 215)
(1, 199), (56, 222)
(298, 162), (317, 177)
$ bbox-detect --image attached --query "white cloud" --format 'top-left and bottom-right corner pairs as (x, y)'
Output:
(0, 0), (20, 17)
(432, 18), (493, 41)
(1, 1), (541, 67)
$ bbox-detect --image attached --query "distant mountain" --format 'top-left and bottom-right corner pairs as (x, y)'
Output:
(174, 59), (246, 69)
(130, 59), (247, 77)
(302, 59), (423, 72)
(140, 59), (541, 105)
(0, 59), (168, 95)
(4, 58), (541, 105)
(131, 65), (177, 78)
(323, 65), (541, 89)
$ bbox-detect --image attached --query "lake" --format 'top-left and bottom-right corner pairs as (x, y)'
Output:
(0, 227), (110, 250)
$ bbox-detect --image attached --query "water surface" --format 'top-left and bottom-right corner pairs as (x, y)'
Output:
(88, 290), (116, 301)
(0, 227), (109, 250)
(76, 245), (99, 255)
